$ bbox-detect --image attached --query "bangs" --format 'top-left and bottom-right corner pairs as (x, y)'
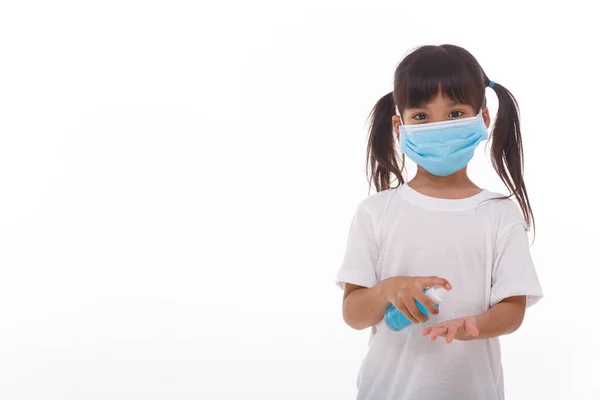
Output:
(394, 47), (484, 112)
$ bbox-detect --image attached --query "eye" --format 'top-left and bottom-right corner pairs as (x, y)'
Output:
(413, 113), (428, 121)
(449, 110), (464, 118)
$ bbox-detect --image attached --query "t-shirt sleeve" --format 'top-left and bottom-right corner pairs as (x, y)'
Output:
(335, 204), (379, 290)
(490, 222), (543, 308)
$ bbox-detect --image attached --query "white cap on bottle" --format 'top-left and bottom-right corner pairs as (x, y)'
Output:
(424, 286), (447, 304)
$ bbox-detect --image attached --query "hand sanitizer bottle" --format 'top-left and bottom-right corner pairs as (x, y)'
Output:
(384, 286), (447, 331)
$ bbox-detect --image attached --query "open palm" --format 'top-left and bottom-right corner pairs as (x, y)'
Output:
(422, 316), (480, 344)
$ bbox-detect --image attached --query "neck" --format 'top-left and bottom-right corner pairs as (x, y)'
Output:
(410, 167), (478, 190)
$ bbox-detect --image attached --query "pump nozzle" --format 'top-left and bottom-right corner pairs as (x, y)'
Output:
(425, 286), (447, 304)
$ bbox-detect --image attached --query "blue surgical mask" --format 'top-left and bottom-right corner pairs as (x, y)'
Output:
(398, 111), (489, 177)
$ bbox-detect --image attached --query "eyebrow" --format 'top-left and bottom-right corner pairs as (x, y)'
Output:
(407, 102), (463, 110)
(446, 100), (473, 107)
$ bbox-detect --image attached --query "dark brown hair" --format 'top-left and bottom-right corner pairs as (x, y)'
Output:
(366, 44), (534, 232)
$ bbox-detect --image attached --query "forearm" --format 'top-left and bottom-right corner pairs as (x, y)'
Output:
(468, 296), (526, 340)
(342, 282), (390, 330)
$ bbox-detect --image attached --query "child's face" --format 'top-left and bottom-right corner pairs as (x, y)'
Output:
(392, 90), (490, 138)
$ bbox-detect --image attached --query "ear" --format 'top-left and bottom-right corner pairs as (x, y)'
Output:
(392, 115), (401, 140)
(482, 107), (491, 128)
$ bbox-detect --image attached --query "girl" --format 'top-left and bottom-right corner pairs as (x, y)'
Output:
(335, 44), (543, 400)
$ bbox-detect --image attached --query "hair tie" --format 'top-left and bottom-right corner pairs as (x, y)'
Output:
(488, 80), (495, 88)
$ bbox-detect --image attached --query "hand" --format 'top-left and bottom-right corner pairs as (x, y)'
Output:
(381, 276), (452, 324)
(421, 316), (480, 344)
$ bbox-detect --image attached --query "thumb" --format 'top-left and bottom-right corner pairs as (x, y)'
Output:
(463, 317), (480, 337)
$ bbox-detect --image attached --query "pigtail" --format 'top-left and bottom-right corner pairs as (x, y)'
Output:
(487, 79), (535, 233)
(366, 92), (405, 192)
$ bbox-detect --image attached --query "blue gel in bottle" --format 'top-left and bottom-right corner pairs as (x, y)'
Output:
(384, 286), (447, 332)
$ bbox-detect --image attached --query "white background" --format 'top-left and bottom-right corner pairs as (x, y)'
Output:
(0, 0), (598, 399)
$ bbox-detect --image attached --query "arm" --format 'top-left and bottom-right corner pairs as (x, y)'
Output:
(342, 282), (389, 330)
(470, 295), (526, 340)
(342, 276), (452, 330)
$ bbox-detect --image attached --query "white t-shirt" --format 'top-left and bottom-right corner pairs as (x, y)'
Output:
(335, 184), (543, 400)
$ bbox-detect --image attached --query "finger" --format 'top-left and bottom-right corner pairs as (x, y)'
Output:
(464, 318), (480, 337)
(446, 325), (458, 344)
(405, 297), (428, 323)
(435, 326), (448, 337)
(418, 276), (452, 290)
(414, 291), (439, 315)
(394, 303), (419, 324)
(430, 325), (447, 340)
(422, 326), (433, 336)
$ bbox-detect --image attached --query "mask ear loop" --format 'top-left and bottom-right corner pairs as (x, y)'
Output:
(394, 105), (404, 144)
(395, 105), (404, 125)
